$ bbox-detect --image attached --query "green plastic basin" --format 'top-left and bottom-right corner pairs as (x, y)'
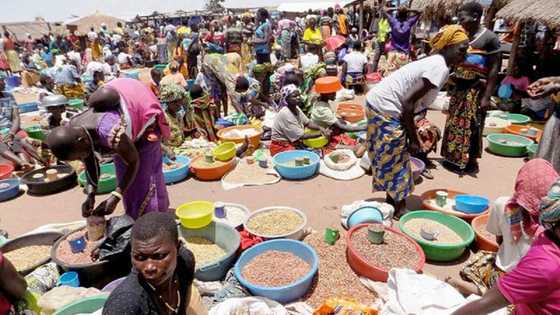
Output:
(399, 210), (475, 262)
(154, 63), (168, 71)
(506, 113), (531, 125)
(68, 99), (84, 109)
(25, 125), (45, 141)
(527, 143), (539, 159)
(77, 163), (117, 194)
(53, 295), (108, 315)
(487, 133), (533, 157)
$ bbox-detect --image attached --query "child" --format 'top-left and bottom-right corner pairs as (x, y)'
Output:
(40, 94), (68, 129)
(85, 70), (105, 99)
(499, 63), (530, 113)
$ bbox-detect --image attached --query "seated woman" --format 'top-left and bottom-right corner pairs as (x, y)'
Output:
(159, 83), (193, 158)
(451, 179), (560, 315)
(161, 61), (187, 88)
(311, 78), (366, 133)
(103, 212), (207, 315)
(270, 84), (331, 156)
(448, 158), (559, 296)
(231, 76), (268, 119)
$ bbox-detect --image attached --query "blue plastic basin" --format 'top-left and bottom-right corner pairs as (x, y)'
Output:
(455, 195), (489, 214)
(234, 239), (319, 303)
(163, 156), (191, 184)
(0, 178), (20, 202)
(347, 206), (383, 228)
(18, 102), (39, 113)
(272, 150), (320, 180)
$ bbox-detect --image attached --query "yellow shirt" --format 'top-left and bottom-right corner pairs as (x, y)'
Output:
(303, 28), (323, 45)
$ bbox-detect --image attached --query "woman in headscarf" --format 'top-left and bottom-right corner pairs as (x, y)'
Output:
(46, 78), (170, 220)
(452, 179), (560, 315)
(270, 84), (330, 156)
(159, 83), (193, 158)
(365, 25), (469, 218)
(2, 32), (22, 73)
(448, 158), (559, 296)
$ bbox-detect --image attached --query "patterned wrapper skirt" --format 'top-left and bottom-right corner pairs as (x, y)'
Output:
(366, 106), (414, 202)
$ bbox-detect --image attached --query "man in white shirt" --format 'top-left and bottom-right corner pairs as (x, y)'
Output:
(87, 28), (98, 42)
(299, 45), (319, 72)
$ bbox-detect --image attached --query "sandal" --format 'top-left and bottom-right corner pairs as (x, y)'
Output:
(421, 169), (434, 180)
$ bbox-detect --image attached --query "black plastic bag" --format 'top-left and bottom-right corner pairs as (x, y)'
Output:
(97, 215), (134, 262)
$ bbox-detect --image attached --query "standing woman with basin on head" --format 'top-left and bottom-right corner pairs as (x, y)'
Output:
(365, 25), (469, 218)
(46, 78), (171, 220)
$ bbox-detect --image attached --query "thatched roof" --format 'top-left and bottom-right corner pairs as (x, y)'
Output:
(64, 12), (125, 34)
(0, 21), (65, 40)
(410, 0), (502, 20)
(497, 0), (560, 27)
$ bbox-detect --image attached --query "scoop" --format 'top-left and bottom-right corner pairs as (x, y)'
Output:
(420, 227), (439, 241)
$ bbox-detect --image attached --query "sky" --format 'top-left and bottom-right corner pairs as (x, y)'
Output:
(0, 0), (320, 23)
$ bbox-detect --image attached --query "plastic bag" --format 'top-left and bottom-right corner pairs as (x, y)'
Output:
(25, 262), (60, 295)
(97, 215), (134, 262)
(209, 297), (288, 315)
(313, 298), (378, 315)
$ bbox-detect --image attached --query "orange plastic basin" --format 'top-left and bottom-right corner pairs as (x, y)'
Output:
(420, 189), (489, 221)
(505, 124), (542, 143)
(0, 163), (14, 179)
(346, 224), (425, 282)
(314, 76), (343, 94)
(217, 126), (263, 149)
(336, 103), (365, 123)
(190, 157), (236, 181)
(471, 214), (499, 252)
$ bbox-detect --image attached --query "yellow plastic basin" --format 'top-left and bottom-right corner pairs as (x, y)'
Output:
(303, 129), (328, 148)
(213, 142), (236, 161)
(176, 201), (214, 229)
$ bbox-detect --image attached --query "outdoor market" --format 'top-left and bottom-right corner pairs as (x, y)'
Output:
(0, 0), (560, 314)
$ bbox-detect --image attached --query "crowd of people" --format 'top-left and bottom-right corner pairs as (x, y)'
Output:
(1, 1), (560, 314)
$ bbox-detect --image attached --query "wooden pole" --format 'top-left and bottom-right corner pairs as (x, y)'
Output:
(507, 21), (523, 75)
(359, 0), (364, 40)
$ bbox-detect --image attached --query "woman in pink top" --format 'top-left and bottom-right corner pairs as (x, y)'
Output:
(452, 179), (560, 315)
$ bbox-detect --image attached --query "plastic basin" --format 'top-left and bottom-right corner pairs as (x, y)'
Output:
(527, 143), (539, 159)
(346, 224), (425, 282)
(154, 63), (168, 71)
(505, 124), (542, 142)
(78, 163), (117, 194)
(163, 155), (191, 184)
(336, 102), (365, 123)
(399, 211), (475, 262)
(68, 99), (84, 110)
(190, 157), (235, 181)
(483, 117), (510, 136)
(454, 195), (489, 214)
(302, 130), (328, 149)
(18, 102), (38, 113)
(179, 221), (241, 281)
(272, 150), (320, 180)
(0, 231), (63, 275)
(346, 206), (383, 229)
(25, 125), (45, 141)
(52, 295), (108, 315)
(471, 214), (499, 252)
(314, 76), (343, 94)
(176, 200), (214, 229)
(244, 206), (307, 240)
(0, 163), (14, 179)
(487, 133), (533, 157)
(421, 189), (488, 221)
(410, 157), (425, 181)
(212, 142), (236, 161)
(125, 70), (140, 80)
(101, 277), (125, 292)
(234, 239), (319, 303)
(506, 113), (531, 125)
(0, 178), (20, 202)
(217, 125), (263, 149)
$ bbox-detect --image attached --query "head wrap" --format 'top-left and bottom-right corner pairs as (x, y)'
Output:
(160, 83), (189, 104)
(540, 179), (560, 227)
(429, 24), (469, 53)
(279, 84), (299, 108)
(506, 158), (559, 242)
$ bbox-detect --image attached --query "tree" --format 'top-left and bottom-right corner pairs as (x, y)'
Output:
(206, 0), (225, 12)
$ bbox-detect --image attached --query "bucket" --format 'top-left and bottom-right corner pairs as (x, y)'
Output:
(58, 271), (80, 287)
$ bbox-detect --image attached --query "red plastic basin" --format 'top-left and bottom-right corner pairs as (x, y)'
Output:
(0, 163), (14, 179)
